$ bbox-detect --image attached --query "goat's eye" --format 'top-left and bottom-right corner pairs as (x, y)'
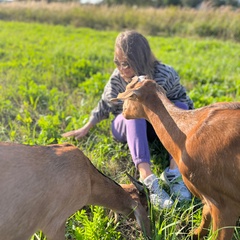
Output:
(130, 95), (137, 100)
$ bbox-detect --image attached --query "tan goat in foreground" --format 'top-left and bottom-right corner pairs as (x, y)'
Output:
(111, 77), (240, 240)
(0, 142), (151, 240)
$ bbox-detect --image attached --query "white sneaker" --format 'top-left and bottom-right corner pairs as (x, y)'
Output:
(143, 174), (173, 209)
(160, 168), (191, 201)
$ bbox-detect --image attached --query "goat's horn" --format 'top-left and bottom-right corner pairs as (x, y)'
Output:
(126, 172), (145, 193)
(137, 75), (147, 82)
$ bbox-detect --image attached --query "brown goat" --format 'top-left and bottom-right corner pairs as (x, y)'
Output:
(111, 77), (240, 240)
(0, 142), (151, 240)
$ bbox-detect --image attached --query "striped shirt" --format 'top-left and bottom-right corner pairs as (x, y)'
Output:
(89, 62), (194, 125)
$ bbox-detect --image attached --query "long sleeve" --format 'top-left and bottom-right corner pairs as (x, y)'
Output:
(89, 69), (127, 125)
(154, 63), (194, 109)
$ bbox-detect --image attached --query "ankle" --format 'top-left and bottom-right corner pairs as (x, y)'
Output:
(138, 162), (152, 180)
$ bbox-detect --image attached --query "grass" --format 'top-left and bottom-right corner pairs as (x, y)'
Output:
(0, 3), (240, 41)
(0, 20), (239, 239)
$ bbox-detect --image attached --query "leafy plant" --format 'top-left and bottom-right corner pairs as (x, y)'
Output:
(68, 206), (121, 240)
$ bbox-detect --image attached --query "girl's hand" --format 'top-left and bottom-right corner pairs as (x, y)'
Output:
(62, 123), (93, 140)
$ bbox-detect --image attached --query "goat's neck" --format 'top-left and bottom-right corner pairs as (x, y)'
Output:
(88, 168), (137, 214)
(88, 171), (151, 235)
(143, 92), (194, 162)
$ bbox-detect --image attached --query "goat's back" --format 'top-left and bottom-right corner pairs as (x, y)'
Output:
(0, 142), (92, 239)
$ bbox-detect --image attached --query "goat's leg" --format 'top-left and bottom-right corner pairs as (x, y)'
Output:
(211, 206), (237, 240)
(192, 203), (211, 239)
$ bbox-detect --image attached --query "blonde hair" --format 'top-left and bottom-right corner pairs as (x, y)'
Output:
(114, 30), (158, 79)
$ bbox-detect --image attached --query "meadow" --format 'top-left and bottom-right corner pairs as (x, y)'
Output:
(0, 19), (239, 239)
(0, 2), (240, 42)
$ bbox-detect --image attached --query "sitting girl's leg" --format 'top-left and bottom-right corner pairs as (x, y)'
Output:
(112, 114), (151, 167)
(111, 114), (173, 208)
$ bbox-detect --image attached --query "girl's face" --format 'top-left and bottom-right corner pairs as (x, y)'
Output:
(114, 48), (135, 82)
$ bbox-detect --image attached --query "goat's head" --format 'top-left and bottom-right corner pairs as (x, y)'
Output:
(119, 174), (151, 236)
(121, 173), (149, 212)
(111, 76), (165, 120)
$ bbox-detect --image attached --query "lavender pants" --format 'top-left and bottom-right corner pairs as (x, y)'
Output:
(111, 101), (189, 168)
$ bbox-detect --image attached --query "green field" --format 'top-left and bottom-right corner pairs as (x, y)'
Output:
(0, 20), (239, 239)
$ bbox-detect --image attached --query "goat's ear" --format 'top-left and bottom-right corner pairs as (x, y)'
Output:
(126, 173), (145, 194)
(111, 89), (140, 102)
(110, 90), (134, 102)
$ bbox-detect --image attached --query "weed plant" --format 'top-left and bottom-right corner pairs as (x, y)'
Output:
(0, 21), (239, 239)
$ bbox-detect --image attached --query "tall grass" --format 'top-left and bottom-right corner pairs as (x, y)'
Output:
(0, 2), (240, 41)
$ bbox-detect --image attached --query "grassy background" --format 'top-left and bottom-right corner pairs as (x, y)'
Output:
(0, 14), (239, 240)
(0, 2), (240, 41)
